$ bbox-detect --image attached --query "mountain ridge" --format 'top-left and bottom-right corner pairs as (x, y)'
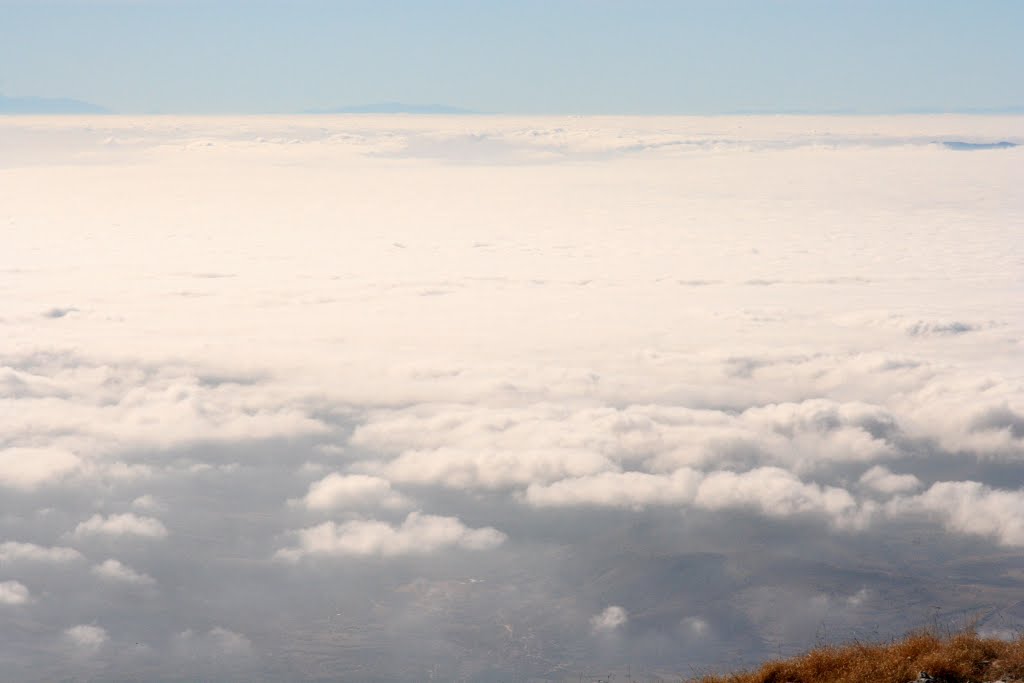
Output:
(0, 94), (109, 114)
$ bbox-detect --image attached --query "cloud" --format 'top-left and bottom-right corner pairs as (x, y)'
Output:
(363, 446), (614, 490)
(889, 481), (1024, 546)
(525, 468), (702, 508)
(694, 468), (865, 528)
(740, 400), (897, 469)
(859, 465), (921, 494)
(92, 559), (156, 585)
(846, 588), (871, 607)
(904, 320), (980, 337)
(42, 306), (78, 319)
(300, 473), (410, 510)
(2, 115), (1023, 681)
(65, 624), (108, 651)
(0, 354), (327, 461)
(681, 616), (711, 638)
(0, 541), (83, 564)
(591, 605), (628, 633)
(174, 626), (253, 656)
(526, 466), (868, 529)
(276, 512), (506, 560)
(0, 581), (31, 605)
(970, 405), (1024, 440)
(74, 513), (168, 539)
(0, 447), (80, 490)
(131, 494), (163, 511)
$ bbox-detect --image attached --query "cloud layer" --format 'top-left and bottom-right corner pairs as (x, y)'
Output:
(0, 115), (1022, 681)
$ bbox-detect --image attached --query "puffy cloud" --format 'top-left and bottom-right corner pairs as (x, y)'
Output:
(525, 465), (867, 530)
(591, 606), (628, 633)
(681, 616), (710, 638)
(207, 627), (253, 655)
(367, 446), (614, 490)
(740, 400), (897, 468)
(694, 468), (865, 529)
(899, 378), (1024, 460)
(0, 447), (80, 490)
(73, 513), (168, 539)
(0, 541), (83, 564)
(352, 396), (912, 496)
(65, 624), (108, 651)
(174, 627), (253, 656)
(276, 512), (506, 561)
(525, 468), (702, 508)
(0, 354), (328, 461)
(91, 559), (156, 585)
(889, 481), (1024, 546)
(859, 465), (922, 494)
(846, 588), (871, 607)
(300, 473), (410, 510)
(131, 494), (162, 511)
(0, 581), (31, 605)
(970, 405), (1024, 440)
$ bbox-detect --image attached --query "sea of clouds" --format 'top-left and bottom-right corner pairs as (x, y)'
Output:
(1, 115), (1023, 681)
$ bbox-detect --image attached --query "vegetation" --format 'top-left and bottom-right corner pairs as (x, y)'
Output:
(693, 629), (1024, 683)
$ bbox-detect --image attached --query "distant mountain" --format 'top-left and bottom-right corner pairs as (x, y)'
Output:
(0, 94), (109, 114)
(305, 102), (476, 115)
(941, 140), (1018, 151)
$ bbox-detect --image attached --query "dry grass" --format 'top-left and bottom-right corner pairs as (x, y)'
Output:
(692, 629), (1024, 683)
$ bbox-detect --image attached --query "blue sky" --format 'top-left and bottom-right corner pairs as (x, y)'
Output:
(1, 0), (1022, 114)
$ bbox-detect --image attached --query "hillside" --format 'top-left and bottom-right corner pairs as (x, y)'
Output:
(694, 630), (1024, 683)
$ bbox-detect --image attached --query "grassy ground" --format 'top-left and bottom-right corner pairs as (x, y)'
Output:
(693, 630), (1024, 683)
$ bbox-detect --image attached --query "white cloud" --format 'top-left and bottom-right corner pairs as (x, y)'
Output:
(276, 512), (506, 560)
(0, 356), (328, 463)
(740, 400), (897, 468)
(2, 115), (1024, 679)
(208, 626), (253, 654)
(92, 559), (156, 585)
(95, 461), (154, 482)
(694, 467), (865, 528)
(74, 513), (168, 539)
(859, 465), (921, 494)
(846, 588), (871, 607)
(525, 465), (869, 529)
(0, 541), (83, 564)
(525, 468), (701, 508)
(0, 447), (80, 490)
(173, 626), (254, 658)
(362, 446), (614, 490)
(681, 616), (710, 637)
(65, 624), (108, 651)
(300, 473), (410, 510)
(0, 580), (31, 605)
(131, 494), (162, 511)
(590, 606), (628, 633)
(889, 481), (1024, 546)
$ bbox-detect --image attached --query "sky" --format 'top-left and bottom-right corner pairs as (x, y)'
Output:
(1, 0), (1023, 114)
(1, 114), (1023, 681)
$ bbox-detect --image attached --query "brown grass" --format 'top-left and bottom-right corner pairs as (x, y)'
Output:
(692, 629), (1024, 683)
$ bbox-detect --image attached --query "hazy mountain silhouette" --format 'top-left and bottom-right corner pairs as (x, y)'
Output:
(941, 140), (1018, 151)
(0, 94), (109, 114)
